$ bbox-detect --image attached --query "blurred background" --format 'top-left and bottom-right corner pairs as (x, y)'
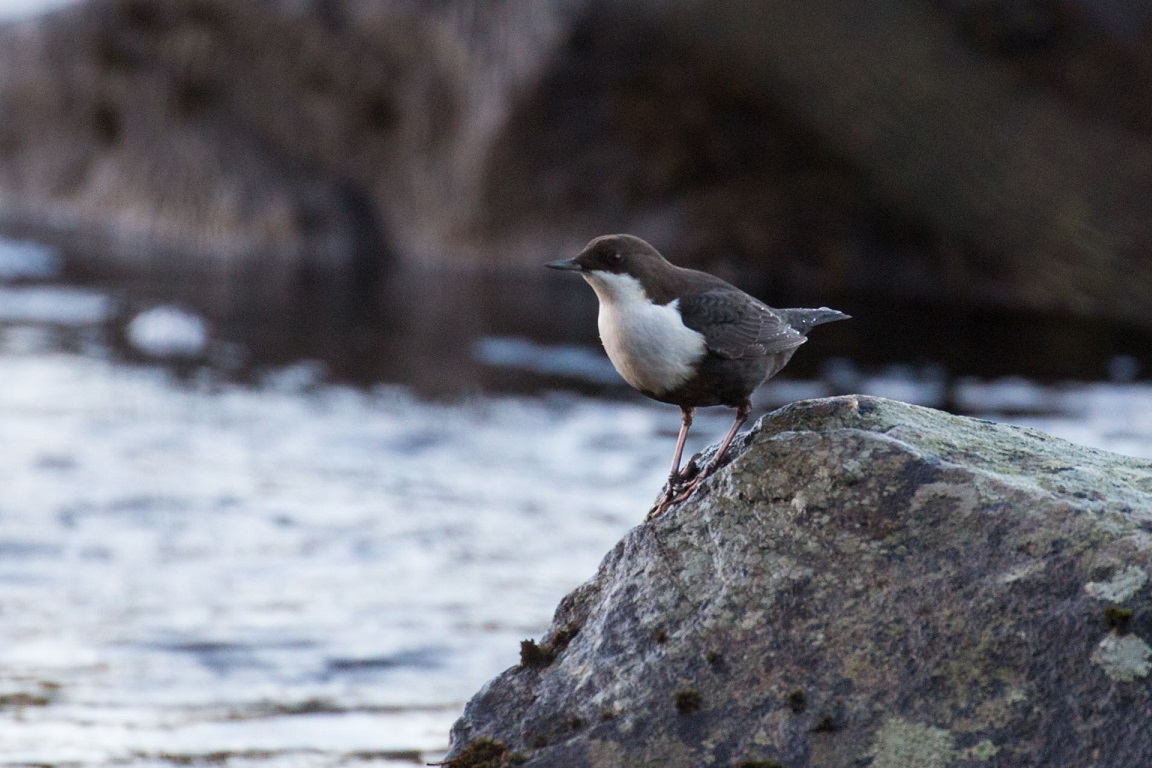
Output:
(1, 0), (1151, 764)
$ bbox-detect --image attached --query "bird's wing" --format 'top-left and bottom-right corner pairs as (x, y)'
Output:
(677, 289), (807, 360)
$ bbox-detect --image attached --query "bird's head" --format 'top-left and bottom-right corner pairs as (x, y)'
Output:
(545, 234), (672, 289)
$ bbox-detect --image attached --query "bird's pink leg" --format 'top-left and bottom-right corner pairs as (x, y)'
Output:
(649, 403), (750, 519)
(701, 402), (750, 477)
(648, 408), (694, 520)
(668, 407), (694, 482)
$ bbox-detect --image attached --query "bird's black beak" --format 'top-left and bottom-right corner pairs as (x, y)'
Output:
(545, 258), (583, 272)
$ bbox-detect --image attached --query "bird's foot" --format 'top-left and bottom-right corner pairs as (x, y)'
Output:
(647, 476), (704, 520)
(646, 494), (673, 521)
(672, 461), (701, 484)
(647, 461), (708, 520)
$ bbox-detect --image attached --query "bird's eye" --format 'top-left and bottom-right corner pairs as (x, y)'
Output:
(610, 252), (622, 263)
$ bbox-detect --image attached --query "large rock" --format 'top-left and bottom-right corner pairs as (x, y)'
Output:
(448, 396), (1152, 767)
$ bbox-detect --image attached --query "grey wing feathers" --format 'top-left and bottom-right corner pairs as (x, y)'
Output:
(678, 290), (807, 360)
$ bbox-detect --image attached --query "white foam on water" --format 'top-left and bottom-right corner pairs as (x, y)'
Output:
(0, 0), (79, 20)
(0, 237), (62, 280)
(1002, 382), (1152, 458)
(0, 286), (113, 325)
(473, 335), (622, 385)
(126, 306), (209, 358)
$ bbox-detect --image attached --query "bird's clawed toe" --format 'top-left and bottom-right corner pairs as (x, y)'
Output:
(647, 462), (708, 520)
(673, 461), (701, 484)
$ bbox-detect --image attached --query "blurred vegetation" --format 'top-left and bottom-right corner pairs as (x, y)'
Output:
(1, 0), (1151, 330)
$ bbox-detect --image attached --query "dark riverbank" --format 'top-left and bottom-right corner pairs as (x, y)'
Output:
(5, 0), (1152, 332)
(75, 260), (1152, 397)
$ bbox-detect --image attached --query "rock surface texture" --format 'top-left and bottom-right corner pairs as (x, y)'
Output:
(449, 396), (1152, 767)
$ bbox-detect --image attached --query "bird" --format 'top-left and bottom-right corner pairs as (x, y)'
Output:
(546, 234), (849, 518)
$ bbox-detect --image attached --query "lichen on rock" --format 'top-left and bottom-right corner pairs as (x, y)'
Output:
(1092, 633), (1152, 682)
(1085, 565), (1149, 603)
(868, 718), (955, 768)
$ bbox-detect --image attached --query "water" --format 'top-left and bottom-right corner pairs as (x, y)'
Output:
(1, 236), (1151, 765)
(0, 349), (678, 764)
(0, 0), (78, 22)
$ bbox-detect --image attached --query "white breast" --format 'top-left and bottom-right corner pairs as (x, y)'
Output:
(583, 271), (706, 395)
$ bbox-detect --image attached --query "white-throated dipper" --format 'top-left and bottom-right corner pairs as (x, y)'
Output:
(546, 234), (849, 518)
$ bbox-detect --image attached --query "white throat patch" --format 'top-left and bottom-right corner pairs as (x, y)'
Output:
(582, 271), (706, 395)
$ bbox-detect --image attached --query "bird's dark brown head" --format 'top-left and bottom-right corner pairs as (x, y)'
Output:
(545, 234), (670, 277)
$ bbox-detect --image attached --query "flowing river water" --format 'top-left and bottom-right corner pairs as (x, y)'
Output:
(1, 237), (1150, 765)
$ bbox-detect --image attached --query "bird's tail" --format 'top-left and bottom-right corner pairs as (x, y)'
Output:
(783, 307), (851, 334)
